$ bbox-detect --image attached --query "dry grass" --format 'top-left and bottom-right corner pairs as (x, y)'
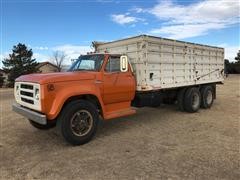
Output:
(0, 75), (239, 179)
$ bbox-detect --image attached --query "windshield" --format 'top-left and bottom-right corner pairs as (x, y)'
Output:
(68, 54), (104, 72)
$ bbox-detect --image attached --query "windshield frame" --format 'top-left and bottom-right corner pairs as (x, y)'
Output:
(68, 54), (105, 72)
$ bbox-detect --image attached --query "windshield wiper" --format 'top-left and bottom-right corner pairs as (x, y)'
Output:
(72, 69), (94, 72)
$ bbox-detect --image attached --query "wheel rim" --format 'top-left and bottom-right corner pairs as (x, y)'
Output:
(192, 92), (200, 109)
(70, 110), (93, 137)
(206, 90), (213, 105)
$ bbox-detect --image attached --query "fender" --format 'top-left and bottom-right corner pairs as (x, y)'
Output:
(41, 81), (106, 120)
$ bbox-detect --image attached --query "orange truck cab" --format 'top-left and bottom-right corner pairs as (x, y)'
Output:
(13, 54), (137, 145)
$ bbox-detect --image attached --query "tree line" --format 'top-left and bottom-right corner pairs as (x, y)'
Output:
(1, 43), (66, 87)
(225, 50), (240, 74)
(0, 43), (239, 88)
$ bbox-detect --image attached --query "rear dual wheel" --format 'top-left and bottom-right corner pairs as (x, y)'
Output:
(177, 85), (214, 113)
(177, 88), (187, 111)
(183, 87), (201, 113)
(200, 86), (214, 108)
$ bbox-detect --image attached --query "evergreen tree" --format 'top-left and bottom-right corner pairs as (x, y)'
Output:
(224, 59), (230, 74)
(233, 50), (240, 73)
(0, 73), (5, 87)
(235, 50), (240, 63)
(2, 43), (38, 87)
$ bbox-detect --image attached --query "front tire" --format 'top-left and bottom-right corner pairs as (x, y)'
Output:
(183, 87), (201, 113)
(57, 100), (99, 145)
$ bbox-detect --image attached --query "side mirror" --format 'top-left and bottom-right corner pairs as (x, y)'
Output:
(120, 55), (128, 72)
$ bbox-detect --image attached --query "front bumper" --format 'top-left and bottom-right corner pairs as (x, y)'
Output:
(12, 103), (47, 125)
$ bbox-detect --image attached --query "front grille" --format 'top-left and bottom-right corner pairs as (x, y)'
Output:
(20, 91), (33, 97)
(20, 84), (33, 90)
(15, 82), (41, 111)
(21, 97), (34, 104)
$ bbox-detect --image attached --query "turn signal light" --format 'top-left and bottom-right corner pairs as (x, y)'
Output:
(47, 84), (55, 91)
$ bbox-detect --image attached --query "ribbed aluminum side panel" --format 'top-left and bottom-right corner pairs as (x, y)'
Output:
(95, 35), (224, 91)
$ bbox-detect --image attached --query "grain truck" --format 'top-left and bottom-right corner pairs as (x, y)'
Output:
(13, 35), (224, 145)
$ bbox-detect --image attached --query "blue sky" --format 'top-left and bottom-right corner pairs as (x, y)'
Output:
(1, 0), (239, 67)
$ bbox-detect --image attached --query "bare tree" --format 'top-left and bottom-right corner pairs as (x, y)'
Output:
(52, 51), (66, 72)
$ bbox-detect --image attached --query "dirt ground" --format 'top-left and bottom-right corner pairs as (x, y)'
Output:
(0, 75), (239, 180)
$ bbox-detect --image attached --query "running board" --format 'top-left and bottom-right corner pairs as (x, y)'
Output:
(104, 101), (136, 120)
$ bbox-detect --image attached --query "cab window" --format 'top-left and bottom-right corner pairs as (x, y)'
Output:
(69, 54), (104, 72)
(105, 56), (120, 72)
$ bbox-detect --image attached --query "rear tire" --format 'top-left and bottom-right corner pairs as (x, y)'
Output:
(29, 120), (56, 130)
(183, 87), (201, 113)
(200, 86), (214, 108)
(57, 100), (99, 145)
(177, 88), (187, 111)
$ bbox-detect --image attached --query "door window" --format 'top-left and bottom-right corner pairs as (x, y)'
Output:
(105, 56), (120, 72)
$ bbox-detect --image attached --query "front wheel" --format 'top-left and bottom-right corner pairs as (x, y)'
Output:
(57, 100), (99, 145)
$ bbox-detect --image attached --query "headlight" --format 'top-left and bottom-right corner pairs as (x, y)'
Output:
(35, 88), (40, 100)
(16, 85), (20, 96)
(15, 83), (20, 96)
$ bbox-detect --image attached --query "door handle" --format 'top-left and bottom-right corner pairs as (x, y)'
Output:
(95, 80), (103, 84)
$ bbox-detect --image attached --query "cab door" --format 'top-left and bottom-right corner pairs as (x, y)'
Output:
(102, 55), (135, 105)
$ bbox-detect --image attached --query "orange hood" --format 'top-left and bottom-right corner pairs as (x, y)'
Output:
(16, 72), (96, 84)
